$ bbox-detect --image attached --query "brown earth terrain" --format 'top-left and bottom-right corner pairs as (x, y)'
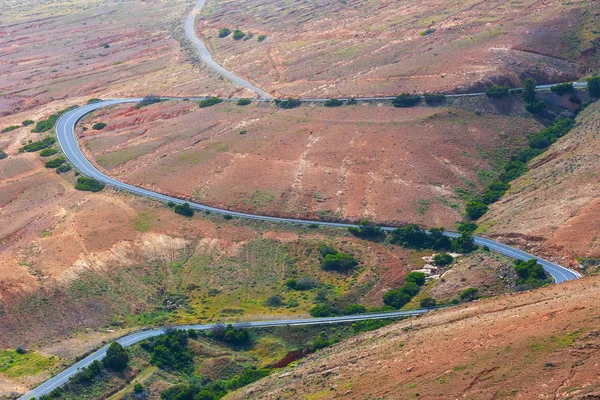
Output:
(0, 0), (245, 117)
(199, 0), (599, 97)
(77, 98), (542, 227)
(482, 101), (600, 266)
(230, 274), (600, 400)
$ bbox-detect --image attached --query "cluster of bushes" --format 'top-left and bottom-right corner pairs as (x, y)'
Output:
(285, 276), (316, 291)
(141, 329), (195, 374)
(135, 96), (162, 109)
(169, 202), (195, 217)
(236, 98), (252, 106)
(389, 223), (477, 254)
(424, 93), (445, 105)
(209, 324), (250, 344)
(92, 122), (107, 130)
(348, 219), (384, 239)
(232, 30), (245, 40)
(459, 287), (479, 301)
(75, 177), (105, 192)
(551, 82), (575, 96)
(514, 259), (549, 289)
(392, 93), (421, 107)
(1, 125), (20, 133)
(103, 342), (129, 370)
(31, 105), (78, 133)
(218, 28), (232, 38)
(199, 97), (223, 108)
(485, 85), (510, 98)
(20, 136), (55, 152)
(319, 245), (358, 272)
(275, 98), (301, 109)
(383, 272), (426, 308)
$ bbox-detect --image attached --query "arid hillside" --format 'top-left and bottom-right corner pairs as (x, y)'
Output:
(77, 99), (541, 228)
(199, 0), (599, 97)
(0, 0), (244, 117)
(482, 101), (600, 266)
(230, 274), (600, 399)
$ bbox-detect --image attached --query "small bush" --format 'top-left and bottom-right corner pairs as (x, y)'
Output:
(2, 125), (20, 133)
(321, 252), (358, 272)
(218, 28), (231, 38)
(45, 157), (65, 168)
(0, 151), (7, 160)
(514, 259), (549, 288)
(167, 201), (175, 208)
(392, 93), (421, 107)
(239, 130), (247, 135)
(420, 28), (436, 36)
(211, 324), (250, 344)
(569, 94), (582, 104)
(40, 148), (58, 157)
(420, 297), (437, 308)
(485, 86), (510, 98)
(87, 98), (103, 104)
(550, 82), (574, 96)
(406, 271), (426, 286)
(348, 219), (384, 239)
(309, 304), (337, 317)
(92, 122), (107, 130)
(174, 202), (194, 217)
(136, 96), (162, 109)
(276, 98), (301, 109)
(236, 98), (252, 106)
(424, 93), (445, 105)
(199, 97), (223, 108)
(344, 304), (366, 315)
(324, 98), (344, 107)
(232, 30), (245, 40)
(103, 342), (129, 370)
(75, 177), (105, 192)
(465, 200), (488, 220)
(457, 221), (478, 234)
(22, 120), (34, 126)
(383, 289), (411, 309)
(459, 287), (478, 302)
(346, 98), (357, 105)
(134, 383), (144, 393)
(525, 100), (546, 114)
(433, 253), (453, 266)
(587, 76), (600, 97)
(522, 78), (537, 102)
(266, 295), (283, 307)
(223, 214), (233, 220)
(56, 164), (72, 174)
(286, 276), (315, 291)
(257, 34), (267, 42)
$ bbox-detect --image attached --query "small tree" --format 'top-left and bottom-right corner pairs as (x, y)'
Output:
(433, 253), (453, 266)
(392, 93), (421, 108)
(383, 289), (411, 309)
(236, 98), (252, 106)
(401, 281), (421, 297)
(465, 200), (488, 220)
(232, 30), (246, 40)
(344, 304), (366, 315)
(103, 342), (129, 370)
(174, 202), (194, 217)
(406, 271), (426, 286)
(587, 76), (600, 98)
(348, 219), (384, 239)
(522, 78), (537, 102)
(551, 82), (574, 96)
(92, 122), (107, 130)
(266, 295), (283, 307)
(460, 287), (478, 302)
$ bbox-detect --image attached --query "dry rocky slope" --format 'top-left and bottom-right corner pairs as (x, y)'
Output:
(230, 275), (600, 400)
(200, 0), (599, 97)
(483, 101), (600, 265)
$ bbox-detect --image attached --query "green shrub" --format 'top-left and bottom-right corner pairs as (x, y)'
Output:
(75, 177), (105, 192)
(459, 287), (478, 302)
(525, 100), (546, 114)
(22, 120), (34, 126)
(40, 148), (58, 157)
(56, 164), (72, 174)
(321, 252), (358, 272)
(223, 214), (233, 220)
(135, 96), (161, 109)
(236, 98), (252, 106)
(87, 98), (103, 104)
(210, 324), (250, 344)
(324, 98), (344, 107)
(550, 82), (574, 96)
(587, 76), (600, 97)
(528, 118), (575, 149)
(31, 106), (78, 133)
(174, 202), (194, 217)
(346, 98), (357, 105)
(420, 297), (437, 308)
(406, 271), (426, 286)
(103, 342), (129, 370)
(457, 221), (478, 234)
(22, 136), (56, 152)
(522, 78), (537, 102)
(45, 157), (65, 168)
(286, 276), (315, 291)
(92, 122), (107, 130)
(266, 295), (283, 307)
(392, 93), (421, 107)
(420, 28), (436, 36)
(199, 97), (223, 108)
(232, 30), (245, 40)
(1, 125), (20, 133)
(218, 28), (231, 38)
(309, 303), (337, 317)
(144, 329), (194, 373)
(465, 200), (488, 220)
(257, 34), (267, 42)
(424, 93), (445, 105)
(0, 151), (7, 160)
(569, 94), (581, 104)
(485, 86), (510, 98)
(134, 383), (144, 393)
(348, 219), (384, 239)
(383, 289), (411, 309)
(275, 98), (301, 109)
(514, 259), (549, 288)
(433, 253), (453, 266)
(344, 304), (366, 315)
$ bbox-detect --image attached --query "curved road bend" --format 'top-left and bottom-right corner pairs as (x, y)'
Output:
(57, 99), (581, 285)
(184, 0), (273, 99)
(19, 309), (426, 400)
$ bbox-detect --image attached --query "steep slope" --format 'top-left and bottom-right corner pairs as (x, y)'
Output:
(481, 101), (600, 266)
(230, 275), (600, 399)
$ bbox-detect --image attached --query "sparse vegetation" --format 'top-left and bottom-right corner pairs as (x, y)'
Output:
(20, 136), (56, 152)
(218, 28), (231, 38)
(174, 202), (195, 217)
(420, 28), (436, 36)
(420, 297), (437, 308)
(346, 98), (357, 105)
(285, 276), (315, 291)
(392, 93), (421, 107)
(485, 86), (510, 98)
(236, 98), (252, 106)
(75, 177), (105, 192)
(324, 98), (344, 107)
(92, 122), (107, 130)
(199, 97), (223, 108)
